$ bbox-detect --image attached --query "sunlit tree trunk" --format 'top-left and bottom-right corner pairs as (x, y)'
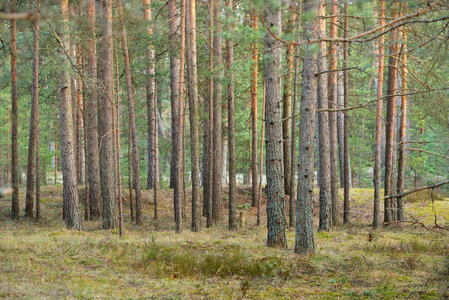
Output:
(186, 0), (201, 231)
(317, 0), (332, 231)
(295, 0), (317, 255)
(265, 3), (287, 249)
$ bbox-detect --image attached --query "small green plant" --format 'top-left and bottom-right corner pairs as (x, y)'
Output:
(238, 203), (251, 210)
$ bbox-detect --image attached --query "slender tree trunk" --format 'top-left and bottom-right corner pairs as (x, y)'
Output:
(343, 5), (350, 224)
(35, 1), (41, 219)
(282, 11), (296, 197)
(10, 0), (19, 220)
(128, 122), (134, 221)
(202, 0), (214, 227)
(373, 0), (385, 229)
(329, 0), (339, 226)
(118, 1), (142, 226)
(100, 0), (117, 229)
(153, 81), (159, 221)
(384, 1), (400, 225)
(295, 0), (317, 255)
(226, 0), (237, 231)
(36, 105), (41, 220)
(169, 0), (183, 233)
(265, 4), (287, 249)
(289, 46), (299, 228)
(250, 11), (259, 208)
(397, 30), (408, 222)
(257, 81), (266, 227)
(59, 0), (80, 230)
(82, 49), (90, 222)
(143, 0), (156, 191)
(86, 0), (102, 220)
(212, 0), (223, 223)
(179, 0), (187, 221)
(317, 0), (332, 231)
(25, 3), (40, 218)
(186, 0), (201, 232)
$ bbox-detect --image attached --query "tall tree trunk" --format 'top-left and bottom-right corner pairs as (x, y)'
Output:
(257, 82), (266, 227)
(59, 0), (80, 230)
(317, 0), (332, 231)
(396, 30), (407, 222)
(82, 49), (90, 222)
(118, 1), (142, 226)
(143, 0), (156, 191)
(169, 0), (183, 233)
(384, 1), (400, 225)
(179, 0), (187, 221)
(343, 5), (350, 224)
(226, 0), (237, 231)
(100, 0), (117, 229)
(212, 0), (223, 223)
(86, 0), (102, 220)
(35, 0), (41, 219)
(25, 2), (40, 218)
(265, 3), (287, 249)
(186, 0), (201, 232)
(282, 11), (296, 197)
(115, 46), (123, 238)
(202, 0), (214, 227)
(329, 0), (339, 226)
(295, 0), (317, 255)
(10, 0), (19, 220)
(373, 0), (385, 229)
(153, 82), (159, 221)
(250, 11), (259, 208)
(128, 121), (134, 221)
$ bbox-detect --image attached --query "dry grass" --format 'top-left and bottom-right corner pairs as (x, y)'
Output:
(0, 185), (448, 299)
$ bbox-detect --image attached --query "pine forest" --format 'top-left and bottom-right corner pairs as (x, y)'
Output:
(0, 0), (448, 298)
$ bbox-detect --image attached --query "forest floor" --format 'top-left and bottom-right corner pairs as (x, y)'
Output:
(0, 185), (448, 299)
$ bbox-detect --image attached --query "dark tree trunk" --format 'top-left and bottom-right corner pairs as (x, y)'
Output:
(329, 0), (339, 226)
(373, 0), (385, 229)
(295, 0), (317, 255)
(169, 0), (183, 233)
(86, 0), (102, 220)
(212, 0), (223, 223)
(384, 1), (400, 225)
(250, 11), (259, 208)
(397, 31), (408, 222)
(59, 0), (80, 230)
(264, 4), (287, 249)
(317, 0), (332, 231)
(343, 6), (350, 224)
(282, 11), (296, 197)
(25, 3), (40, 219)
(100, 0), (117, 229)
(10, 0), (19, 220)
(186, 0), (201, 232)
(226, 0), (237, 231)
